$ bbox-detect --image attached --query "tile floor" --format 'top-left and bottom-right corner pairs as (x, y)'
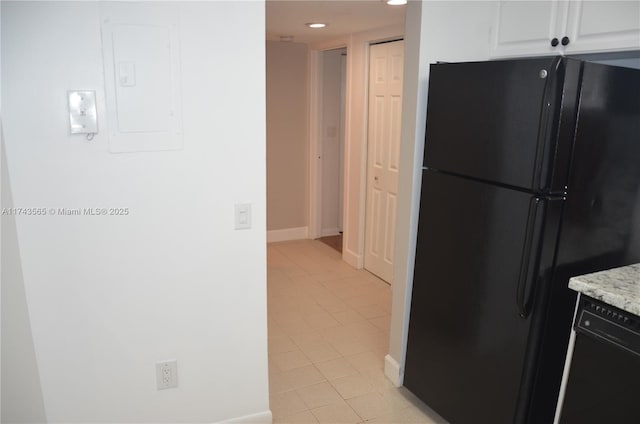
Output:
(267, 240), (446, 424)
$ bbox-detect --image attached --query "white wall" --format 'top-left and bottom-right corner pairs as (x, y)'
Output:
(1, 1), (269, 422)
(2, 140), (47, 422)
(266, 41), (308, 239)
(387, 0), (495, 385)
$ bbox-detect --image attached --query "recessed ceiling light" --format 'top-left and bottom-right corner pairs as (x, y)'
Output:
(306, 23), (327, 29)
(387, 0), (407, 5)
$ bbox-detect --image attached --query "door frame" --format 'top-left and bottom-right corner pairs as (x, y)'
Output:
(308, 38), (348, 243)
(309, 25), (405, 268)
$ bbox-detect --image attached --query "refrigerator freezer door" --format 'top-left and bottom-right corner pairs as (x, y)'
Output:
(405, 170), (556, 424)
(527, 62), (640, 424)
(556, 62), (640, 271)
(423, 57), (577, 192)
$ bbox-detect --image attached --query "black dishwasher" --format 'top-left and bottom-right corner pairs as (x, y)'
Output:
(558, 296), (640, 423)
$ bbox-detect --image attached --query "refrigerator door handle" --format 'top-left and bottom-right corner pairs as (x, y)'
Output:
(516, 197), (545, 318)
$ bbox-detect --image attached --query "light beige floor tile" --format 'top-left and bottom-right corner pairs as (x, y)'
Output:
(268, 322), (288, 340)
(381, 387), (412, 410)
(267, 241), (439, 424)
(296, 338), (342, 363)
(269, 371), (295, 395)
(365, 406), (443, 424)
(312, 293), (350, 312)
(281, 364), (327, 389)
(320, 324), (356, 343)
(351, 303), (389, 319)
(303, 311), (342, 330)
(269, 356), (282, 374)
(331, 310), (369, 326)
(330, 373), (377, 399)
(364, 409), (412, 424)
(270, 390), (308, 419)
(323, 331), (370, 356)
(270, 349), (312, 372)
(268, 335), (299, 354)
(345, 292), (386, 309)
(311, 268), (361, 283)
(288, 329), (324, 346)
(311, 400), (361, 424)
(344, 351), (384, 374)
(328, 285), (366, 300)
(274, 410), (320, 424)
(346, 392), (399, 421)
(332, 276), (373, 288)
(296, 382), (344, 409)
(315, 358), (359, 381)
(280, 319), (315, 337)
(318, 301), (350, 314)
(361, 369), (395, 392)
(344, 319), (383, 336)
(352, 329), (387, 350)
(369, 315), (392, 333)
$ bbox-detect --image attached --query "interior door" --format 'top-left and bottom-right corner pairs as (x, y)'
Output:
(364, 40), (403, 283)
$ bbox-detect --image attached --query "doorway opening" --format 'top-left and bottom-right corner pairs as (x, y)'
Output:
(317, 48), (347, 254)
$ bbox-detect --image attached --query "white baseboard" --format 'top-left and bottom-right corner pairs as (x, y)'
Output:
(321, 227), (341, 237)
(267, 226), (308, 243)
(384, 354), (403, 387)
(342, 247), (363, 269)
(218, 409), (272, 424)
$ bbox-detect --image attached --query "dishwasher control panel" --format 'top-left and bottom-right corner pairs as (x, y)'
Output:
(576, 297), (640, 357)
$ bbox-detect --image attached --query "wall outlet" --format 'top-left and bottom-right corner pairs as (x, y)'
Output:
(156, 360), (178, 390)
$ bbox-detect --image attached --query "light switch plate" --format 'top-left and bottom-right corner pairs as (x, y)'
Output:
(68, 90), (98, 134)
(235, 203), (252, 230)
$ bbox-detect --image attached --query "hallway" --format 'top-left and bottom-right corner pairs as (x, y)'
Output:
(267, 240), (443, 423)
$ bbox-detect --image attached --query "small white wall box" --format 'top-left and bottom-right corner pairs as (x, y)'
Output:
(68, 91), (98, 134)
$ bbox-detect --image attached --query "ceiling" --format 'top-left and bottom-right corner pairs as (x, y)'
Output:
(266, 0), (406, 44)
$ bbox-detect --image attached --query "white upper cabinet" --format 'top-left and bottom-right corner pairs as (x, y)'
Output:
(491, 1), (640, 58)
(564, 1), (640, 54)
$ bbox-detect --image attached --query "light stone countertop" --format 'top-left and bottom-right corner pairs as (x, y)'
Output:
(568, 263), (640, 317)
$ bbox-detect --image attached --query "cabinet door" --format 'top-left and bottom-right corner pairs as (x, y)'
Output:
(564, 0), (640, 54)
(491, 0), (568, 58)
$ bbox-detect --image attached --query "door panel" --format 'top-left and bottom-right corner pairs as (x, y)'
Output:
(424, 57), (563, 190)
(565, 0), (640, 54)
(364, 40), (403, 283)
(492, 1), (568, 57)
(405, 170), (541, 423)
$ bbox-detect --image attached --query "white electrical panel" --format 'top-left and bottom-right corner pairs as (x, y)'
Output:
(68, 91), (98, 134)
(100, 3), (183, 153)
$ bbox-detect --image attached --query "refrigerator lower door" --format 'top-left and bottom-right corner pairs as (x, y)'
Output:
(405, 170), (556, 424)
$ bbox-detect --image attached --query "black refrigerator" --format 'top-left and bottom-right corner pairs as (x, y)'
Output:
(404, 57), (640, 424)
